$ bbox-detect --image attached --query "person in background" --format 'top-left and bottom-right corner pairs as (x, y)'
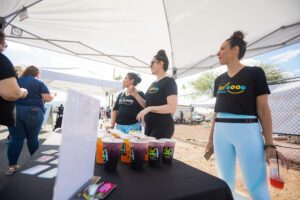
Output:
(106, 106), (111, 119)
(205, 31), (289, 200)
(106, 73), (144, 134)
(180, 110), (184, 124)
(100, 107), (105, 121)
(133, 50), (178, 139)
(0, 31), (28, 127)
(6, 65), (56, 175)
(53, 104), (64, 131)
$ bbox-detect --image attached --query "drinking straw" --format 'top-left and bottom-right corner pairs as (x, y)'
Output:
(276, 150), (280, 177)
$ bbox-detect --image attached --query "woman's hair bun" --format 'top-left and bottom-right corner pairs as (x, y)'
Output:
(157, 49), (167, 57)
(231, 31), (244, 40)
(127, 72), (142, 86)
(136, 74), (142, 84)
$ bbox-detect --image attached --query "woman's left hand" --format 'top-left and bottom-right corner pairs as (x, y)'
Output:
(265, 148), (290, 169)
(136, 107), (151, 121)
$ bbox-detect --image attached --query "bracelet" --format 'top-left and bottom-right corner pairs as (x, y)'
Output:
(264, 144), (276, 150)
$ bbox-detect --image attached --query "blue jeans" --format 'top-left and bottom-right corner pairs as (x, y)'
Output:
(116, 122), (142, 134)
(8, 106), (44, 166)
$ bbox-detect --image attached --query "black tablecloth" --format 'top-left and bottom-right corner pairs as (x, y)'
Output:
(0, 144), (233, 200)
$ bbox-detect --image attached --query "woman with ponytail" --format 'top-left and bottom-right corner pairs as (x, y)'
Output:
(206, 31), (289, 199)
(133, 50), (178, 139)
(106, 72), (145, 134)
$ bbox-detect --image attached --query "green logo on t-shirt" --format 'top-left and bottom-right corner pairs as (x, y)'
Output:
(148, 86), (159, 94)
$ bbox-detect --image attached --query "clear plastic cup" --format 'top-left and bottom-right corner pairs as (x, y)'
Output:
(148, 140), (165, 167)
(102, 138), (123, 172)
(141, 137), (155, 161)
(160, 138), (176, 165)
(120, 134), (135, 164)
(269, 158), (286, 189)
(128, 130), (143, 138)
(108, 129), (123, 138)
(96, 134), (113, 164)
(130, 139), (148, 170)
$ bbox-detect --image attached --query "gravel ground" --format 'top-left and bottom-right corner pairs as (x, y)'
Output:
(173, 124), (300, 200)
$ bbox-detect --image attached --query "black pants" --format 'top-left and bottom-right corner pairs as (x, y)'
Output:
(145, 116), (174, 139)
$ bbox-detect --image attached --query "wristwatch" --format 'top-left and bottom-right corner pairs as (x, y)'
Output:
(263, 144), (276, 150)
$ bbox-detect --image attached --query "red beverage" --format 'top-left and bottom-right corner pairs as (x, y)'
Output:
(102, 138), (123, 172)
(269, 158), (285, 190)
(130, 139), (148, 170)
(148, 140), (165, 167)
(270, 177), (284, 189)
(160, 139), (176, 165)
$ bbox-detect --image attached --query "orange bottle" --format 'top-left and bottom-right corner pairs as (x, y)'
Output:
(120, 135), (134, 163)
(96, 138), (104, 164)
(144, 148), (148, 161)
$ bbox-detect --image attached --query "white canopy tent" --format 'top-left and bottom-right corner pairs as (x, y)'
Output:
(1, 0), (299, 78)
(41, 69), (123, 96)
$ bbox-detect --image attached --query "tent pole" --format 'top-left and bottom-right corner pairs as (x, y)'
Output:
(4, 0), (43, 28)
(162, 0), (176, 78)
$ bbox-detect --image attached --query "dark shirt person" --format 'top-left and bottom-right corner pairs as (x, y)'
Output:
(132, 50), (178, 139)
(205, 31), (289, 200)
(106, 73), (145, 134)
(0, 31), (27, 127)
(6, 65), (56, 175)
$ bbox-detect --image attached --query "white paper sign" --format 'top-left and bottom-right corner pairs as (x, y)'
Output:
(41, 149), (59, 155)
(38, 168), (58, 179)
(21, 165), (50, 175)
(53, 90), (100, 200)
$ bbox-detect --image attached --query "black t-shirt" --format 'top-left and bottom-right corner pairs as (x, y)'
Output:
(213, 66), (270, 116)
(113, 91), (145, 125)
(0, 53), (17, 127)
(145, 77), (178, 124)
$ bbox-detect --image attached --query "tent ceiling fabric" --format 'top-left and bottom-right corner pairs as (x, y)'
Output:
(41, 69), (123, 95)
(1, 0), (300, 78)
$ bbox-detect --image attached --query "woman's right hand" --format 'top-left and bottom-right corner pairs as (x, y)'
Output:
(105, 124), (114, 131)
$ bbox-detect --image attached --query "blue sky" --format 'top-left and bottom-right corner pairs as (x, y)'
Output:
(253, 42), (300, 76)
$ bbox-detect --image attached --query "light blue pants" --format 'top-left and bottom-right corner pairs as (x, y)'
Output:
(214, 112), (270, 200)
(116, 122), (142, 134)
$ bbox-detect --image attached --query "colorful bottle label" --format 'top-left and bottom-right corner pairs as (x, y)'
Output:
(103, 148), (108, 162)
(130, 148), (135, 161)
(163, 147), (173, 159)
(148, 147), (159, 160)
(121, 143), (126, 155)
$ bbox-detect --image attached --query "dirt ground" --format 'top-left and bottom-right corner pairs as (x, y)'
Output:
(173, 124), (300, 200)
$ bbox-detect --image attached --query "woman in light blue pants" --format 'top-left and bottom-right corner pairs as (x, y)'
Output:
(214, 113), (269, 199)
(206, 31), (289, 200)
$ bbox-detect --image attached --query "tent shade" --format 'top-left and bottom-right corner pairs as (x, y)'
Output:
(41, 69), (123, 96)
(1, 0), (300, 78)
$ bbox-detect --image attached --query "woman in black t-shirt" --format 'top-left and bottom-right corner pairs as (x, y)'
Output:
(205, 31), (289, 200)
(106, 73), (145, 134)
(133, 50), (178, 139)
(0, 31), (27, 127)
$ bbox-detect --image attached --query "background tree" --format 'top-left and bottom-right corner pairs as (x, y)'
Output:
(190, 71), (219, 97)
(113, 75), (123, 81)
(259, 63), (288, 82)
